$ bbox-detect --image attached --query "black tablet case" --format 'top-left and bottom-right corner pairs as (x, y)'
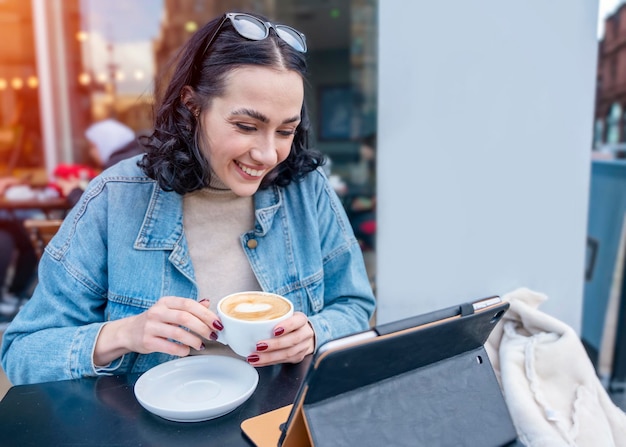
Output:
(242, 297), (519, 447)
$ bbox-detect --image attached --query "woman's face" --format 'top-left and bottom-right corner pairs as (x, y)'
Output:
(199, 66), (303, 197)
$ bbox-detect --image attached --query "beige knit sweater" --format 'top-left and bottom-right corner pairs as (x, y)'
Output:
(183, 184), (261, 358)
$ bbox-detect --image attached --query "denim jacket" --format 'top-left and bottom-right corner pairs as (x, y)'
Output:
(1, 156), (375, 385)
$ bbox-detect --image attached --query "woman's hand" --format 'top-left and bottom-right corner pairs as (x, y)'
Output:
(246, 311), (315, 366)
(93, 297), (221, 366)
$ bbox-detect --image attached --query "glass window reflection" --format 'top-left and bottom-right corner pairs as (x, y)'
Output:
(0, 0), (377, 287)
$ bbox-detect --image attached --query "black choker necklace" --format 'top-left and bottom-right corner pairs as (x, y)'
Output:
(207, 172), (230, 191)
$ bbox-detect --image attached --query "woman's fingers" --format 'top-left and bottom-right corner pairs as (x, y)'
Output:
(140, 333), (194, 357)
(94, 297), (219, 365)
(271, 312), (308, 336)
(125, 298), (314, 365)
(248, 312), (314, 366)
(136, 297), (220, 353)
(152, 297), (219, 336)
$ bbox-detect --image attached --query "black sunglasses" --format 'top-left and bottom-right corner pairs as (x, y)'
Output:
(202, 12), (307, 56)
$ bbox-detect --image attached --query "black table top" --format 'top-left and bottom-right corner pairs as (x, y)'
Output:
(0, 358), (311, 447)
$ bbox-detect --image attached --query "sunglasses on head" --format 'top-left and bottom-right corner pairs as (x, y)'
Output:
(202, 12), (307, 56)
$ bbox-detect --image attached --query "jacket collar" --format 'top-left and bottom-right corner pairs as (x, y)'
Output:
(134, 183), (283, 250)
(252, 185), (282, 236)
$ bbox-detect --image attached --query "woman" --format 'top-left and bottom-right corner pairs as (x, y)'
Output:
(1, 12), (375, 385)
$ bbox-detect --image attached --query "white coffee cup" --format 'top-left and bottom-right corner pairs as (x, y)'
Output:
(216, 291), (294, 357)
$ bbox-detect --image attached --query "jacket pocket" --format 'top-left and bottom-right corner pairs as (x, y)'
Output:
(281, 271), (324, 315)
(105, 293), (155, 321)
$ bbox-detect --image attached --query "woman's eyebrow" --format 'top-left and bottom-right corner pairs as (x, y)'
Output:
(231, 108), (300, 124)
(232, 108), (268, 122)
(282, 115), (301, 124)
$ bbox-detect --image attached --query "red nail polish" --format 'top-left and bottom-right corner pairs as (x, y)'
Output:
(256, 342), (268, 351)
(209, 332), (218, 341)
(199, 299), (210, 304)
(247, 354), (260, 363)
(274, 327), (285, 336)
(213, 320), (224, 331)
(199, 343), (206, 350)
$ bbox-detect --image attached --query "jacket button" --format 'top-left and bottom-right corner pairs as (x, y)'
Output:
(247, 239), (258, 249)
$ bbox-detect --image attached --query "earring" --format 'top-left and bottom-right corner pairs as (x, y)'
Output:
(194, 109), (200, 117)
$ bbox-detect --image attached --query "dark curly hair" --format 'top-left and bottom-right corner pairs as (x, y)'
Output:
(139, 12), (324, 194)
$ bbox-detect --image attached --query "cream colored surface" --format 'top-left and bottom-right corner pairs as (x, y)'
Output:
(486, 288), (626, 447)
(183, 186), (259, 311)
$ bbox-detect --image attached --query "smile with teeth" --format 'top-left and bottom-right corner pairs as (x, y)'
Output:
(235, 161), (266, 178)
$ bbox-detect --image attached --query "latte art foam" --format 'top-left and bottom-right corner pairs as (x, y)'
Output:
(220, 293), (291, 321)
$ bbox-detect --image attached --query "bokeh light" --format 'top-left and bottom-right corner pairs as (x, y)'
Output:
(78, 72), (91, 86)
(27, 76), (38, 88)
(10, 77), (23, 90)
(185, 21), (198, 33)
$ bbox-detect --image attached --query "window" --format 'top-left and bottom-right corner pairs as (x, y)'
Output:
(607, 102), (622, 143)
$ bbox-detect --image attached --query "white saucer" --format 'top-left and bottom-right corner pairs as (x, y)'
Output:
(134, 356), (259, 422)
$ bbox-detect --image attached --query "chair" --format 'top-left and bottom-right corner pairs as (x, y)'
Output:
(22, 219), (63, 260)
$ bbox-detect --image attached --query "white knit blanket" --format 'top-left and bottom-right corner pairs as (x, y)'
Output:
(485, 288), (626, 447)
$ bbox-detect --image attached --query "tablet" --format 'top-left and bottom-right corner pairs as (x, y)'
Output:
(242, 296), (519, 447)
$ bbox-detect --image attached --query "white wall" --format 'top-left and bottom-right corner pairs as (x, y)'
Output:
(376, 0), (599, 333)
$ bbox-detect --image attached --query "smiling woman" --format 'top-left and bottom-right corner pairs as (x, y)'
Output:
(0, 10), (376, 386)
(185, 66), (303, 197)
(0, 1), (378, 315)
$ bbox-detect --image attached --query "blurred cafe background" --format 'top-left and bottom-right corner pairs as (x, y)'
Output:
(0, 0), (378, 395)
(0, 0), (378, 297)
(0, 0), (377, 209)
(1, 0), (626, 410)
